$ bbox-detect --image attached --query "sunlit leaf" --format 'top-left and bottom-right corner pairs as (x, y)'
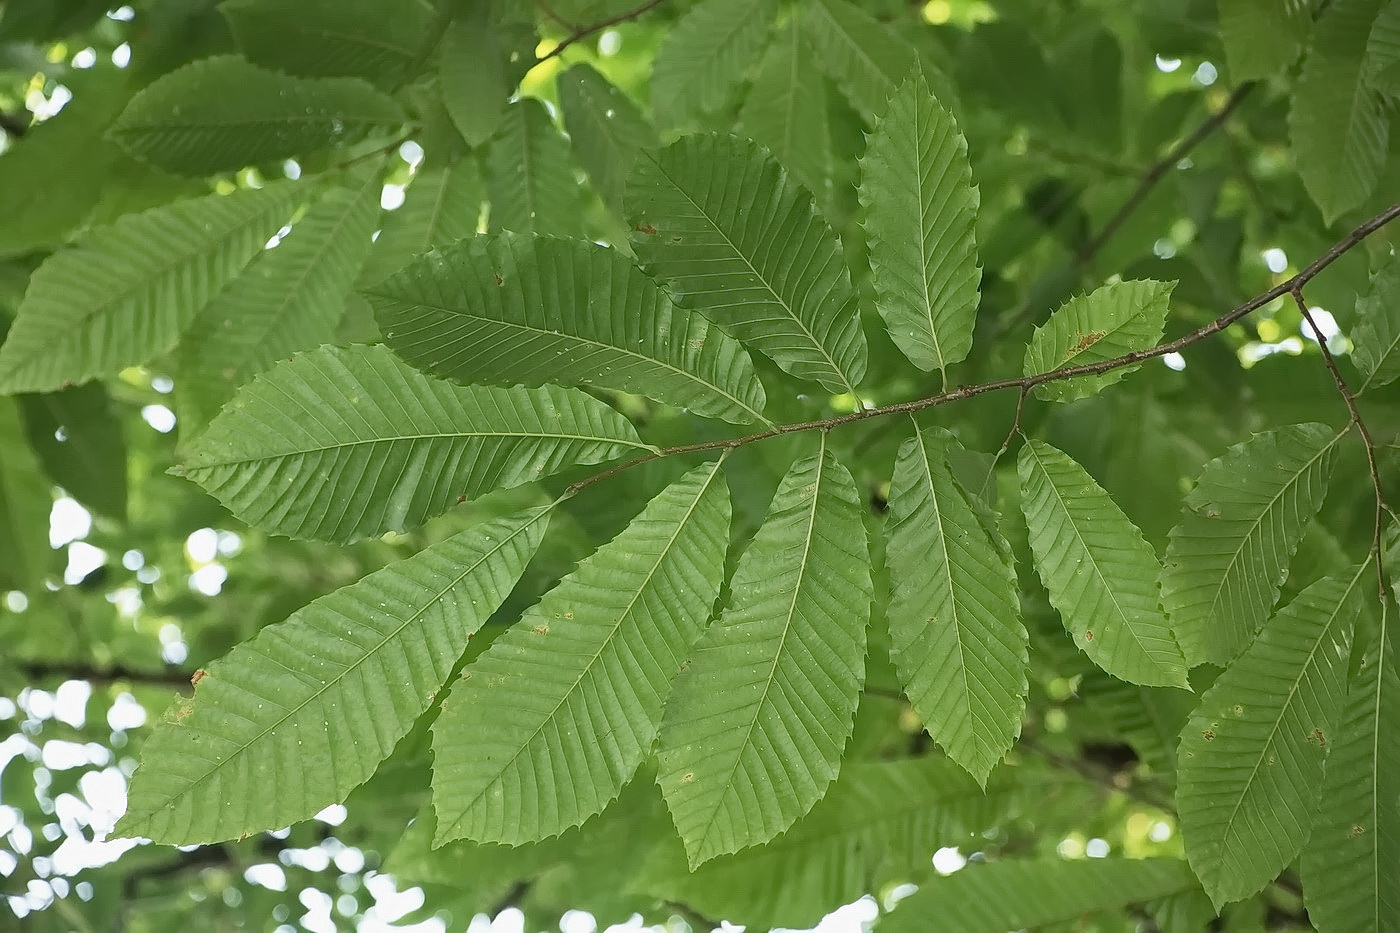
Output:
(1019, 440), (1188, 688)
(658, 438), (872, 867)
(1161, 423), (1340, 666)
(111, 56), (405, 176)
(432, 460), (730, 845)
(0, 183), (297, 394)
(1177, 568), (1363, 908)
(859, 69), (980, 373)
(1218, 0), (1312, 80)
(1024, 280), (1173, 402)
(627, 134), (867, 395)
(886, 425), (1027, 783)
(179, 344), (650, 542)
(116, 507), (549, 844)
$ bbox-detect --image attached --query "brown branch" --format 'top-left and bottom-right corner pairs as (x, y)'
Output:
(566, 200), (1400, 497)
(13, 659), (194, 690)
(537, 0), (667, 63)
(1021, 737), (1173, 813)
(1290, 287), (1389, 599)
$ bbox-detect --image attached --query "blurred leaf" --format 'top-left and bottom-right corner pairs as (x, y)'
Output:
(1024, 280), (1173, 402)
(1352, 252), (1400, 390)
(558, 63), (656, 215)
(111, 56), (405, 175)
(800, 0), (918, 119)
(179, 344), (650, 542)
(859, 69), (980, 373)
(0, 183), (297, 394)
(1290, 0), (1388, 223)
(485, 98), (581, 236)
(1218, 0), (1312, 80)
(1177, 568), (1362, 908)
(368, 233), (768, 424)
(19, 383), (126, 520)
(885, 425), (1027, 783)
(1162, 424), (1340, 667)
(880, 858), (1200, 932)
(180, 172), (382, 425)
(1019, 440), (1189, 687)
(658, 439), (871, 866)
(432, 461), (728, 844)
(0, 399), (52, 591)
(357, 160), (483, 286)
(626, 134), (867, 394)
(738, 18), (832, 205)
(221, 0), (433, 86)
(650, 0), (778, 129)
(439, 18), (510, 147)
(117, 507), (549, 843)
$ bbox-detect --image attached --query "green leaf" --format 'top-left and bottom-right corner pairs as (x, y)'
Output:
(649, 0), (778, 130)
(19, 383), (126, 521)
(558, 64), (657, 215)
(859, 70), (980, 374)
(116, 507), (549, 844)
(736, 17), (831, 204)
(638, 758), (1037, 929)
(1177, 568), (1363, 908)
(0, 183), (297, 394)
(486, 98), (581, 237)
(368, 233), (769, 425)
(1290, 0), (1388, 224)
(1218, 0), (1313, 80)
(886, 425), (1027, 783)
(626, 135), (867, 395)
(1301, 618), (1400, 931)
(357, 160), (484, 286)
(1352, 252), (1400, 390)
(181, 173), (383, 425)
(220, 0), (432, 86)
(439, 18), (510, 147)
(1018, 440), (1188, 688)
(0, 67), (131, 256)
(431, 460), (730, 845)
(800, 0), (919, 119)
(1023, 280), (1173, 402)
(110, 56), (405, 176)
(0, 400), (52, 591)
(658, 438), (872, 866)
(179, 344), (650, 543)
(879, 858), (1200, 932)
(1161, 424), (1341, 667)
(1368, 0), (1400, 95)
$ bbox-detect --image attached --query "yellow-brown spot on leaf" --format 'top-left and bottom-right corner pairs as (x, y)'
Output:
(1202, 729), (1215, 741)
(1350, 825), (1366, 838)
(191, 668), (208, 686)
(1067, 332), (1106, 356)
(635, 222), (657, 235)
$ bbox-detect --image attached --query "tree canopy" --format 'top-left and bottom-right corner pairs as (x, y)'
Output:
(2, 1), (1399, 931)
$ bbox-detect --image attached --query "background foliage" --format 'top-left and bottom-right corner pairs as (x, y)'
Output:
(1, 1), (1399, 931)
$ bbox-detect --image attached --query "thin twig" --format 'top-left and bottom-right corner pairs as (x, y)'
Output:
(1291, 287), (1389, 599)
(565, 201), (1400, 497)
(1020, 737), (1173, 813)
(1075, 82), (1256, 267)
(13, 659), (195, 689)
(993, 82), (1256, 341)
(537, 0), (668, 64)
